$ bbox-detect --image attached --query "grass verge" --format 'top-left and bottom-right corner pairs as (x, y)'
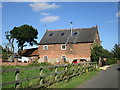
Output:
(48, 70), (99, 88)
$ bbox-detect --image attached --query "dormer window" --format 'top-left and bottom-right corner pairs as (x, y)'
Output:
(73, 32), (77, 35)
(61, 33), (65, 36)
(43, 45), (48, 50)
(61, 44), (66, 50)
(49, 33), (53, 36)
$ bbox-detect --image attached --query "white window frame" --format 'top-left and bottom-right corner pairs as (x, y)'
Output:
(61, 55), (66, 62)
(43, 56), (48, 60)
(43, 45), (48, 50)
(61, 44), (66, 50)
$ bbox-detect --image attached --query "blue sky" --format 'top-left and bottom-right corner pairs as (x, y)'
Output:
(2, 2), (119, 52)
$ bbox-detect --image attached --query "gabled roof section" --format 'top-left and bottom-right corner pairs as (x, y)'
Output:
(22, 48), (38, 57)
(39, 26), (98, 45)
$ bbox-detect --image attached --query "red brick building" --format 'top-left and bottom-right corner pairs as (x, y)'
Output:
(22, 48), (39, 60)
(38, 26), (100, 64)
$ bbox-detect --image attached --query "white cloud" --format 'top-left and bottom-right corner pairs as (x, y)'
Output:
(29, 2), (59, 11)
(106, 20), (119, 23)
(41, 12), (50, 16)
(116, 11), (120, 17)
(41, 16), (60, 23)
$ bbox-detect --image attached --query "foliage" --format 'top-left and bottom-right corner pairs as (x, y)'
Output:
(91, 43), (118, 65)
(107, 58), (117, 65)
(91, 43), (103, 62)
(5, 31), (15, 54)
(10, 24), (38, 54)
(101, 49), (113, 58)
(111, 44), (120, 60)
(29, 60), (51, 66)
(0, 45), (12, 57)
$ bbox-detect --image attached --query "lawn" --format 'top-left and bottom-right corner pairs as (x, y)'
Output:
(2, 63), (65, 88)
(48, 70), (99, 88)
(2, 63), (97, 88)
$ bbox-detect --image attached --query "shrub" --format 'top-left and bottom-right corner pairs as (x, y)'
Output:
(29, 60), (39, 66)
(107, 58), (117, 65)
(29, 60), (52, 66)
(39, 62), (51, 66)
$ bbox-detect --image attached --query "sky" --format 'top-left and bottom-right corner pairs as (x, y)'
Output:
(1, 2), (119, 52)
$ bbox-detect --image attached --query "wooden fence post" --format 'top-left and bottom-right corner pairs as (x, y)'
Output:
(89, 63), (91, 71)
(63, 65), (67, 78)
(54, 66), (58, 82)
(86, 63), (88, 73)
(82, 63), (85, 73)
(77, 64), (80, 75)
(15, 68), (20, 88)
(84, 63), (86, 73)
(64, 65), (68, 72)
(87, 63), (89, 72)
(79, 64), (81, 75)
(64, 65), (69, 81)
(95, 62), (98, 70)
(39, 68), (43, 86)
(72, 64), (76, 76)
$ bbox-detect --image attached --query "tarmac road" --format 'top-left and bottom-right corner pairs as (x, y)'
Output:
(77, 64), (119, 88)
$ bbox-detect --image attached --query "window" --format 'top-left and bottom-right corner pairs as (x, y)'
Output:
(61, 44), (66, 50)
(73, 32), (77, 35)
(43, 45), (48, 50)
(43, 56), (48, 60)
(49, 33), (53, 36)
(62, 56), (66, 62)
(61, 33), (65, 36)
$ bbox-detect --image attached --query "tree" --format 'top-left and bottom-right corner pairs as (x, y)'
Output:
(112, 44), (120, 60)
(10, 24), (38, 55)
(0, 45), (12, 57)
(101, 49), (113, 58)
(91, 43), (103, 62)
(5, 31), (15, 54)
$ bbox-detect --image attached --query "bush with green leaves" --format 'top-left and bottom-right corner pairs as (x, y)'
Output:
(107, 58), (117, 65)
(29, 60), (52, 66)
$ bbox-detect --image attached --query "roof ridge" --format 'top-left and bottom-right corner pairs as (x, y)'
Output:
(47, 26), (97, 31)
(47, 28), (80, 31)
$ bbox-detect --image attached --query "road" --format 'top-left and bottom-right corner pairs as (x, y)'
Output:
(77, 64), (119, 88)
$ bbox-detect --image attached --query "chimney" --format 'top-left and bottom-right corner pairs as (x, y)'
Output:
(44, 25), (47, 31)
(96, 25), (98, 29)
(70, 22), (73, 36)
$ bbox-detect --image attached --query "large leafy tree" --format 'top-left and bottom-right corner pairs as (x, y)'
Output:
(112, 44), (120, 60)
(91, 43), (103, 62)
(10, 24), (38, 55)
(101, 49), (113, 58)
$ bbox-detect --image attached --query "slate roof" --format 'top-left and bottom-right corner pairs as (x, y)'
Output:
(22, 48), (38, 57)
(39, 27), (98, 45)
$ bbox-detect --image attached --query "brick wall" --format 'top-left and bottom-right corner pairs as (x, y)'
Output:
(1, 59), (32, 66)
(94, 31), (101, 44)
(38, 43), (92, 64)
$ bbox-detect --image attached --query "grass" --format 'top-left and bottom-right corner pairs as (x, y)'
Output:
(2, 64), (65, 88)
(2, 63), (98, 88)
(48, 70), (99, 88)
